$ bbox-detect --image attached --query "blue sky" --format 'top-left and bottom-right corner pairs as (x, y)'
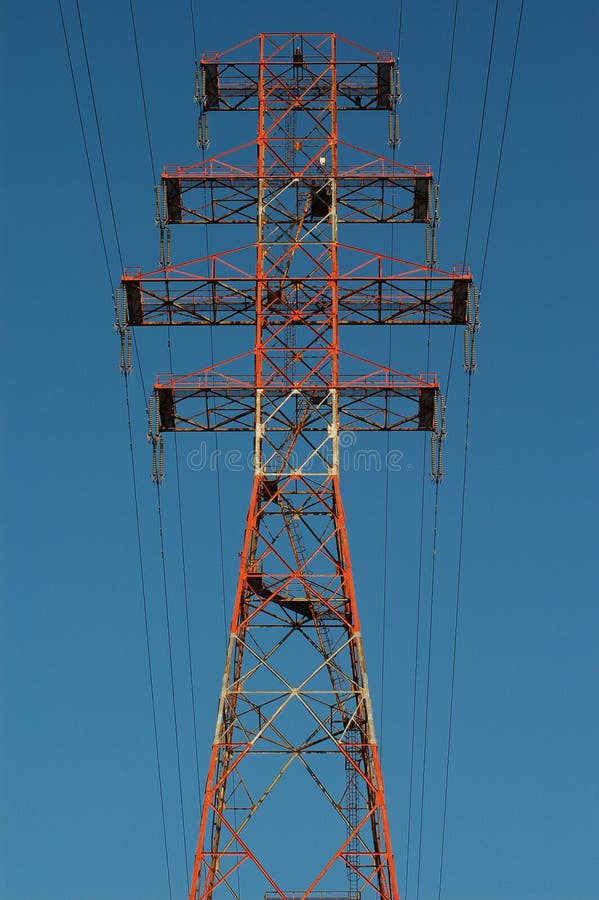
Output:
(1, 1), (598, 899)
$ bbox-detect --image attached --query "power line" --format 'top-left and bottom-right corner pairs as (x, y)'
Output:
(74, 0), (123, 268)
(72, 0), (148, 398)
(57, 0), (112, 288)
(128, 0), (157, 183)
(156, 481), (190, 874)
(479, 0), (525, 288)
(189, 0), (198, 61)
(404, 4), (460, 891)
(410, 2), (501, 892)
(446, 0), (500, 399)
(396, 0), (405, 58)
(435, 373), (472, 899)
(462, 0), (500, 267)
(436, 6), (525, 897)
(403, 426), (428, 900)
(56, 3), (173, 894)
(128, 0), (204, 813)
(415, 481), (441, 900)
(126, 384), (174, 900)
(437, 0), (460, 183)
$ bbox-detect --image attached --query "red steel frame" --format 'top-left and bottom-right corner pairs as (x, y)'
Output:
(119, 32), (476, 900)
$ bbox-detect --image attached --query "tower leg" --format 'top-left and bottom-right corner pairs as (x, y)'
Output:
(188, 475), (399, 900)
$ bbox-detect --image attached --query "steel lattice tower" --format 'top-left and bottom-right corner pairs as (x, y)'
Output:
(117, 32), (476, 900)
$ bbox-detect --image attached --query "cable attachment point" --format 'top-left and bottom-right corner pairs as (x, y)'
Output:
(147, 391), (161, 442)
(196, 64), (207, 107)
(466, 284), (480, 328)
(431, 433), (444, 483)
(433, 390), (447, 440)
(197, 113), (210, 149)
(425, 224), (438, 267)
(115, 286), (131, 375)
(152, 435), (165, 483)
(114, 287), (128, 331)
(119, 329), (132, 376)
(431, 390), (446, 482)
(463, 325), (477, 373)
(148, 392), (164, 481)
(154, 184), (163, 226)
(391, 66), (402, 104)
(194, 65), (202, 105)
(464, 286), (480, 373)
(387, 112), (400, 148)
(147, 393), (154, 442)
(159, 226), (171, 267)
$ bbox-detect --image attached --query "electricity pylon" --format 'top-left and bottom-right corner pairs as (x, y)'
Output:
(117, 32), (476, 900)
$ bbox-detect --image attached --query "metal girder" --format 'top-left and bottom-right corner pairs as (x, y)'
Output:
(119, 248), (472, 327)
(160, 150), (432, 226)
(187, 474), (397, 900)
(197, 33), (398, 112)
(152, 379), (437, 435)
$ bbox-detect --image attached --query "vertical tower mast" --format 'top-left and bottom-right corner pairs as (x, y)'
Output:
(118, 32), (476, 900)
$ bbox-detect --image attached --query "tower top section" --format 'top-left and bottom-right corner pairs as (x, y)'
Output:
(198, 32), (399, 112)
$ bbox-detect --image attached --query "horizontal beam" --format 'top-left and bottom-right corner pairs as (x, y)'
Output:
(120, 256), (472, 327)
(153, 382), (438, 433)
(198, 58), (397, 112)
(160, 167), (432, 226)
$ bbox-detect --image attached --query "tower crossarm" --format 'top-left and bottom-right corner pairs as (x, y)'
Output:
(197, 34), (399, 113)
(151, 375), (438, 436)
(119, 256), (472, 327)
(160, 152), (433, 226)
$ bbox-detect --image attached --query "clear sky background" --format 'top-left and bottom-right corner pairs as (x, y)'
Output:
(1, 1), (598, 899)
